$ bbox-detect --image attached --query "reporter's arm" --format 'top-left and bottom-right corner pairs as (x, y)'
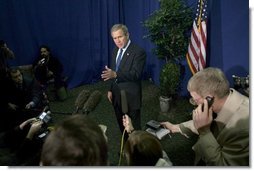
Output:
(160, 122), (181, 133)
(26, 121), (43, 140)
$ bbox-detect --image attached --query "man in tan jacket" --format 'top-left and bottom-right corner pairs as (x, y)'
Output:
(161, 67), (249, 166)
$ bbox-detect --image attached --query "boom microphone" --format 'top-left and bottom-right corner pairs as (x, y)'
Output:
(74, 89), (91, 113)
(120, 90), (128, 114)
(82, 90), (102, 115)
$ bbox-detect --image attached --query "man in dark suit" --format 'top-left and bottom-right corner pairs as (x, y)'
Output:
(1, 68), (45, 132)
(101, 24), (146, 135)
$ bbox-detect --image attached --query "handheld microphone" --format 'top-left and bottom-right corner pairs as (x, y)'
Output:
(82, 90), (102, 115)
(74, 89), (91, 113)
(120, 90), (128, 114)
(119, 90), (128, 166)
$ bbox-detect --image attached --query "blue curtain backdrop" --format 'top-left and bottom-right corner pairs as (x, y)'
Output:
(0, 0), (249, 96)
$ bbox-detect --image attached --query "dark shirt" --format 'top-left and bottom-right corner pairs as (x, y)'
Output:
(33, 55), (64, 88)
(8, 74), (43, 109)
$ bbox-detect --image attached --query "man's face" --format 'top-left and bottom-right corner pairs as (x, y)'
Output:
(190, 91), (204, 106)
(40, 48), (50, 58)
(111, 29), (129, 49)
(10, 70), (23, 85)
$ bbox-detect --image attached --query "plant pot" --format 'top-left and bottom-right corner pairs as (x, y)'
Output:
(159, 96), (172, 113)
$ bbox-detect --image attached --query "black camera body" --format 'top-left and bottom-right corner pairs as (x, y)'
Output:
(38, 111), (51, 125)
(36, 111), (52, 140)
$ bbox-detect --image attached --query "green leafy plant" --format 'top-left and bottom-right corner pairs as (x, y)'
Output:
(143, 0), (193, 62)
(159, 62), (181, 97)
(143, 0), (192, 97)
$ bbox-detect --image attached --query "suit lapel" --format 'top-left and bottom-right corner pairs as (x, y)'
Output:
(118, 43), (133, 69)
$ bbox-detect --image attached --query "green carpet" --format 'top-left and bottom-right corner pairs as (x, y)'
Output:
(49, 80), (198, 166)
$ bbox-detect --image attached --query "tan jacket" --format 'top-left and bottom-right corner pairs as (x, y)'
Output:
(180, 89), (249, 166)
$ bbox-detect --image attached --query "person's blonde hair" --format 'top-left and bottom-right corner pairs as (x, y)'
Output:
(187, 67), (230, 98)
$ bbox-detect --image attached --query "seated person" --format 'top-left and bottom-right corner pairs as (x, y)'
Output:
(32, 45), (65, 90)
(8, 68), (46, 110)
(1, 68), (46, 131)
(0, 40), (15, 131)
(0, 117), (44, 166)
(122, 114), (172, 166)
(40, 114), (108, 166)
(160, 67), (249, 166)
(0, 40), (14, 73)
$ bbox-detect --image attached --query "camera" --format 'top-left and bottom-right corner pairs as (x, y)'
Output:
(36, 111), (52, 140)
(38, 111), (51, 124)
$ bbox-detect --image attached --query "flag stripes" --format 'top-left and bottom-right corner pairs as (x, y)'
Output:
(186, 0), (208, 74)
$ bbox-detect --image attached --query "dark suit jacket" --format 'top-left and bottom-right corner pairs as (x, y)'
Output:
(109, 43), (146, 111)
(8, 75), (43, 108)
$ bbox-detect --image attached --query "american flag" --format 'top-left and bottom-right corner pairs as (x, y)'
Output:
(186, 0), (208, 74)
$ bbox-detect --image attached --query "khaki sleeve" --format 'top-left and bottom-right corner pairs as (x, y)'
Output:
(179, 120), (199, 137)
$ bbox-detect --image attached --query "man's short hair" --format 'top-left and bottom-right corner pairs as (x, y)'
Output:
(111, 24), (129, 36)
(40, 115), (108, 166)
(187, 67), (230, 98)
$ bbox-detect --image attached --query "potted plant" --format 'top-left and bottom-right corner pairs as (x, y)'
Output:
(143, 0), (192, 112)
(159, 62), (180, 112)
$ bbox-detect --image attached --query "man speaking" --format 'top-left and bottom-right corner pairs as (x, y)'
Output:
(101, 24), (146, 135)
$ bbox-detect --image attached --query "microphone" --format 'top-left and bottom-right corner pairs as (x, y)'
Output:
(120, 90), (128, 114)
(82, 90), (102, 115)
(74, 89), (91, 113)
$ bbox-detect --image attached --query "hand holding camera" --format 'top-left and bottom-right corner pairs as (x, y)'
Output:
(35, 110), (52, 140)
(19, 118), (37, 130)
(26, 120), (43, 140)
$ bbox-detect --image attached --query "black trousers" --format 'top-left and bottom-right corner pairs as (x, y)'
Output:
(111, 83), (141, 139)
(113, 106), (141, 141)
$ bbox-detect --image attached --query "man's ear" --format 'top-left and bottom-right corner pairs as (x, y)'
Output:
(126, 33), (130, 40)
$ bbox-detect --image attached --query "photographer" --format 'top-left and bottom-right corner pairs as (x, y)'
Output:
(1, 68), (46, 132)
(0, 117), (44, 165)
(8, 68), (45, 110)
(0, 40), (16, 132)
(33, 45), (65, 90)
